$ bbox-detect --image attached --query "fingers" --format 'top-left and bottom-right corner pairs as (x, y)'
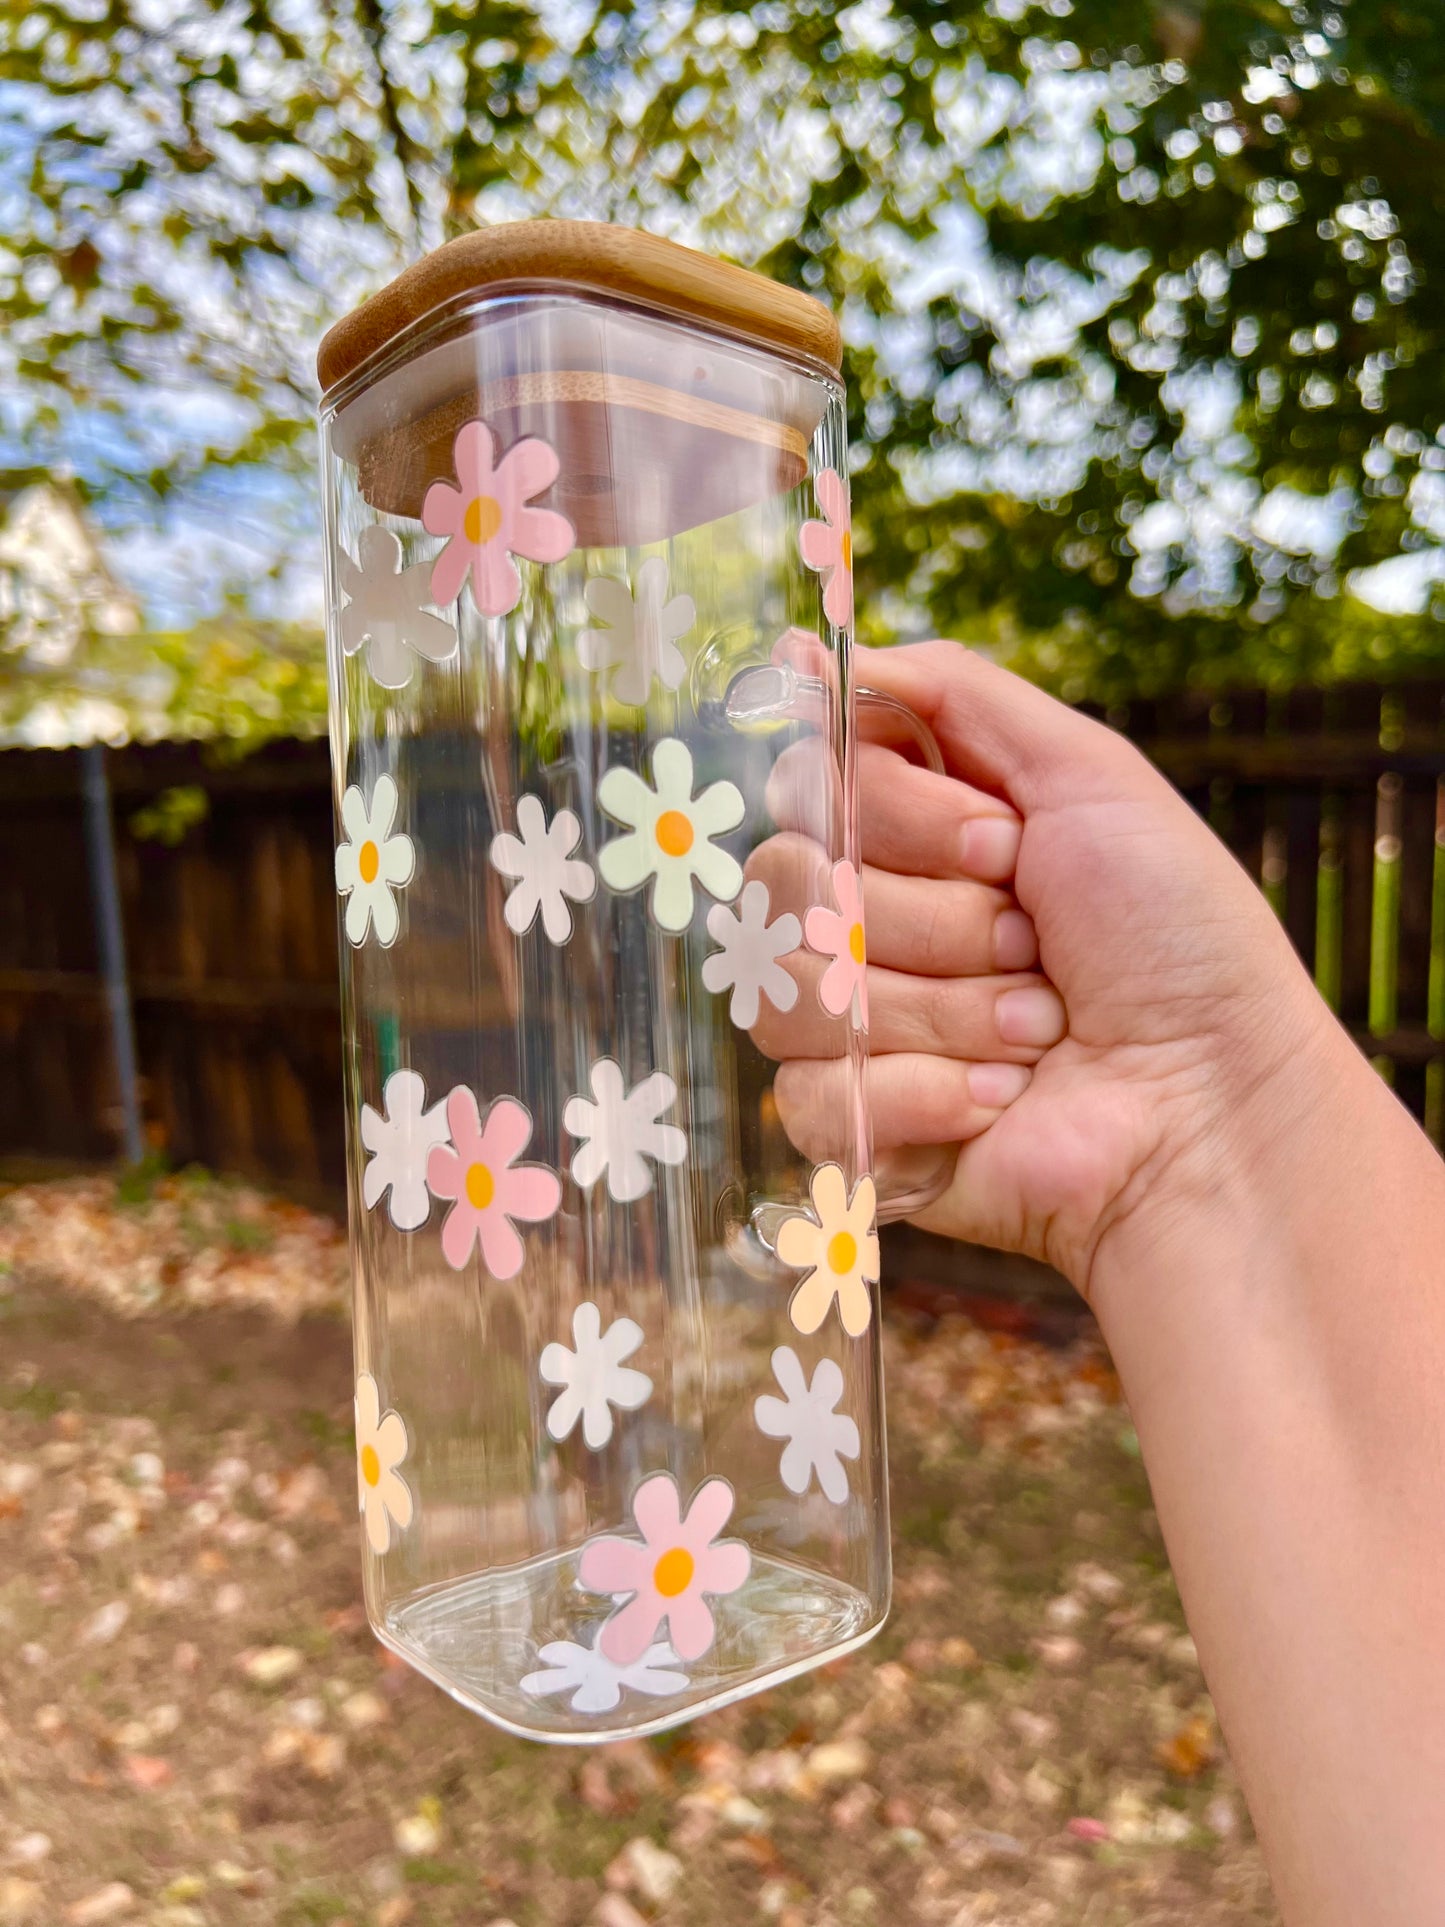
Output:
(855, 640), (1159, 814)
(765, 739), (1020, 881)
(746, 835), (1038, 979)
(749, 954), (1064, 1063)
(775, 1053), (1032, 1158)
(859, 867), (1038, 976)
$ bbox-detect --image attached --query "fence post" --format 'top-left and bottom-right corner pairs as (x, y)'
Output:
(81, 743), (145, 1165)
(1368, 771), (1403, 1083)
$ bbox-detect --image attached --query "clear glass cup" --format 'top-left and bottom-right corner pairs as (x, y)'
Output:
(319, 252), (944, 1741)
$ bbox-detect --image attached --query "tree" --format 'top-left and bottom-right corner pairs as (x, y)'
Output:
(4, 0), (1444, 703)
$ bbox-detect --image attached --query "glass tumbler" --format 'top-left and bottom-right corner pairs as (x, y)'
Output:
(317, 222), (945, 1741)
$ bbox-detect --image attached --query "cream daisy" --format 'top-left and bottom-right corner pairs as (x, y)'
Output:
(489, 794), (596, 945)
(598, 737), (744, 933)
(354, 1371), (413, 1555)
(425, 1086), (562, 1277)
(334, 774), (415, 948)
(577, 556), (695, 704)
(753, 1345), (860, 1503)
(520, 1635), (688, 1715)
(539, 1301), (653, 1449)
(799, 467), (854, 628)
(702, 879), (802, 1028)
(579, 1473), (751, 1665)
(359, 1068), (452, 1232)
(804, 859), (868, 1028)
(338, 525), (457, 688)
(422, 419), (574, 618)
(775, 1163), (880, 1338)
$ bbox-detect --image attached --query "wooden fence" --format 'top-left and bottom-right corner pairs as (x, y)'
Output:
(2, 676), (1442, 1203)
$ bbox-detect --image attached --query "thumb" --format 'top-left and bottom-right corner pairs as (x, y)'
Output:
(857, 640), (1149, 816)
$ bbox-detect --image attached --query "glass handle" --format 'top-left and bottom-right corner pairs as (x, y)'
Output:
(724, 662), (957, 1228)
(722, 662), (945, 774)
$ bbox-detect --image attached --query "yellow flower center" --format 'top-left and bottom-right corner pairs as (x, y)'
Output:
(358, 839), (380, 885)
(360, 1444), (381, 1488)
(465, 1163), (495, 1211)
(840, 528), (852, 571)
(827, 1231), (858, 1274)
(848, 921), (865, 964)
(653, 1546), (695, 1597)
(463, 494), (503, 546)
(655, 809), (695, 858)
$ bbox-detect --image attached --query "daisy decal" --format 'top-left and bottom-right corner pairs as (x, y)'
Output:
(355, 1371), (413, 1555)
(489, 795), (596, 945)
(702, 879), (802, 1028)
(422, 419), (574, 619)
(804, 859), (868, 1028)
(334, 773), (415, 948)
(426, 1086), (562, 1277)
(799, 467), (853, 628)
(775, 1163), (880, 1338)
(564, 1058), (687, 1204)
(579, 1473), (751, 1665)
(598, 738), (744, 933)
(577, 556), (695, 705)
(753, 1346), (860, 1504)
(520, 1635), (688, 1716)
(360, 1068), (452, 1232)
(539, 1301), (653, 1449)
(338, 525), (457, 689)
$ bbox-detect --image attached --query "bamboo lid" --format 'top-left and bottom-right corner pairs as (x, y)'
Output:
(318, 222), (840, 547)
(316, 220), (842, 395)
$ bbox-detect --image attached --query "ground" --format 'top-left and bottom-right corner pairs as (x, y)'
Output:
(0, 1174), (1278, 1927)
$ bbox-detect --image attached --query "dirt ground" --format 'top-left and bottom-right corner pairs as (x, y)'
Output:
(0, 1175), (1278, 1927)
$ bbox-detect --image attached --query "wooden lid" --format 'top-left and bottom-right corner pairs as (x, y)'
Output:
(316, 219), (842, 396)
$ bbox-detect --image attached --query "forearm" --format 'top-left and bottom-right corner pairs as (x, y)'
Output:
(1093, 998), (1445, 1925)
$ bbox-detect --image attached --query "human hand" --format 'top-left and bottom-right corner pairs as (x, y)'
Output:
(761, 638), (1339, 1298)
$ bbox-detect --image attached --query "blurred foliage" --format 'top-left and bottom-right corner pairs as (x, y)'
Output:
(0, 614), (329, 749)
(128, 783), (210, 845)
(3, 0), (1445, 703)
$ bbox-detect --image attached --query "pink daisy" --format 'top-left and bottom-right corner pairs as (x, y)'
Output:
(579, 1473), (752, 1666)
(426, 1086), (561, 1277)
(422, 420), (574, 618)
(804, 859), (868, 1029)
(799, 467), (853, 628)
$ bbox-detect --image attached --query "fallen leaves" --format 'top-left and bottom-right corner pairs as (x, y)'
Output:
(393, 1799), (444, 1857)
(0, 1175), (1270, 1927)
(65, 1886), (135, 1925)
(239, 1646), (303, 1689)
(1156, 1714), (1217, 1779)
(0, 1173), (347, 1323)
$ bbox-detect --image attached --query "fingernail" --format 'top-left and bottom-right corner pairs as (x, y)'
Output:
(995, 985), (1067, 1048)
(992, 907), (1038, 972)
(959, 816), (1022, 881)
(967, 1062), (1032, 1109)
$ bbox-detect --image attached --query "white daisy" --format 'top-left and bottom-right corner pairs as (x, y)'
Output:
(598, 737), (744, 933)
(489, 795), (597, 945)
(338, 525), (457, 689)
(539, 1301), (653, 1449)
(359, 1069), (452, 1231)
(702, 879), (802, 1027)
(564, 1058), (688, 1203)
(520, 1635), (688, 1715)
(577, 556), (695, 705)
(335, 774), (415, 948)
(753, 1345), (861, 1504)
(354, 1371), (413, 1555)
